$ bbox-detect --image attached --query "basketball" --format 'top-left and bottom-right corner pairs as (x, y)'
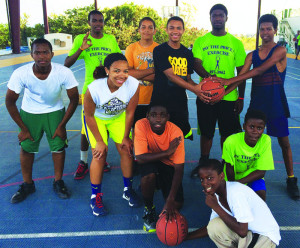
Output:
(156, 211), (188, 246)
(201, 77), (225, 103)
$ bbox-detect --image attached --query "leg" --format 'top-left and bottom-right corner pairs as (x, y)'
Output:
(52, 150), (65, 181)
(81, 133), (89, 151)
(278, 136), (293, 176)
(141, 173), (156, 207)
(20, 148), (35, 183)
(89, 151), (106, 185)
(115, 143), (133, 178)
(255, 190), (266, 201)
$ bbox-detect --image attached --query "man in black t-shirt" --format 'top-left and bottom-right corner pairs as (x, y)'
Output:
(151, 16), (207, 140)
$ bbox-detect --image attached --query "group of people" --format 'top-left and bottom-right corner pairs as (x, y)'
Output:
(5, 3), (299, 247)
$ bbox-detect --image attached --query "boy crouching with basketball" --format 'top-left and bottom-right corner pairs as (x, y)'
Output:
(186, 159), (280, 247)
(134, 103), (185, 233)
(223, 109), (274, 201)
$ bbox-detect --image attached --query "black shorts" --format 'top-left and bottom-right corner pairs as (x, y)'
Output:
(169, 108), (193, 140)
(133, 105), (149, 128)
(196, 98), (242, 139)
(140, 161), (184, 203)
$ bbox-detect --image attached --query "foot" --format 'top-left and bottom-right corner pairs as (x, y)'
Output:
(143, 206), (157, 233)
(90, 193), (108, 216)
(74, 160), (88, 180)
(53, 180), (70, 199)
(286, 177), (300, 200)
(11, 182), (36, 204)
(123, 188), (142, 208)
(103, 162), (111, 173)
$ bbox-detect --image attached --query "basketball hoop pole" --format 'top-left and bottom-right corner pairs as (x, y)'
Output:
(175, 0), (179, 16)
(94, 0), (98, 10)
(255, 0), (262, 49)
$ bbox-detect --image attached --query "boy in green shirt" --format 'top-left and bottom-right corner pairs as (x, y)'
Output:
(223, 109), (274, 201)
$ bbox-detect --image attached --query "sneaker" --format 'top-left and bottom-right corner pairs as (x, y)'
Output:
(103, 162), (111, 173)
(11, 182), (36, 204)
(123, 188), (142, 208)
(143, 206), (157, 233)
(286, 177), (300, 200)
(74, 160), (88, 180)
(90, 193), (107, 216)
(53, 180), (70, 199)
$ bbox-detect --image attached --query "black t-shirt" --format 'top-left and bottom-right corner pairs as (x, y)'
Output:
(151, 42), (194, 111)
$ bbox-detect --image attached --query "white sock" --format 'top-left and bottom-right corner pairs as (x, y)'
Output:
(80, 150), (88, 163)
(91, 194), (96, 199)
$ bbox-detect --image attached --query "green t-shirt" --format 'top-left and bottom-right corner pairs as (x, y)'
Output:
(222, 132), (274, 180)
(193, 32), (246, 101)
(69, 33), (121, 94)
(297, 34), (300, 45)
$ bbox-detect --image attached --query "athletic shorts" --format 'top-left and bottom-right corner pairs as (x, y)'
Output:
(140, 161), (184, 203)
(266, 117), (289, 138)
(133, 105), (149, 128)
(247, 178), (266, 192)
(169, 108), (193, 140)
(196, 98), (242, 139)
(20, 109), (67, 153)
(82, 111), (126, 148)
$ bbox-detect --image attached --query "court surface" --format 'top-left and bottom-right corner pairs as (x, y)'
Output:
(0, 51), (299, 247)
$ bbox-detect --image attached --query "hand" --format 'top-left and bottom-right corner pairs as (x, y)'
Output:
(161, 199), (177, 222)
(234, 99), (244, 114)
(92, 141), (108, 160)
(80, 32), (92, 51)
(167, 136), (181, 156)
(204, 192), (219, 209)
(194, 82), (211, 103)
(52, 125), (67, 140)
(216, 77), (231, 86)
(121, 136), (133, 157)
(18, 128), (34, 143)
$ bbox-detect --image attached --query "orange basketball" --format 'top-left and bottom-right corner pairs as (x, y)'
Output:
(201, 77), (225, 103)
(156, 211), (188, 246)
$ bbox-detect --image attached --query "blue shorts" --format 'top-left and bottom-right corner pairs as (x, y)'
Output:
(266, 117), (289, 138)
(247, 179), (266, 192)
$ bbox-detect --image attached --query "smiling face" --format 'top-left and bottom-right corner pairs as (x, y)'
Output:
(199, 167), (224, 195)
(243, 118), (265, 147)
(139, 20), (156, 41)
(259, 22), (277, 43)
(166, 20), (184, 43)
(88, 13), (104, 35)
(210, 9), (227, 30)
(105, 60), (129, 91)
(147, 106), (169, 135)
(31, 43), (53, 69)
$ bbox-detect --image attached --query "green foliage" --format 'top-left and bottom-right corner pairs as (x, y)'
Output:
(236, 34), (256, 51)
(0, 23), (10, 48)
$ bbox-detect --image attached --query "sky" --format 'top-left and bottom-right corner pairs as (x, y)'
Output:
(1, 0), (300, 35)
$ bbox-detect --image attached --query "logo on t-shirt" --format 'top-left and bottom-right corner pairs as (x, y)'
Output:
(234, 153), (260, 172)
(99, 97), (127, 115)
(86, 47), (112, 65)
(168, 56), (188, 77)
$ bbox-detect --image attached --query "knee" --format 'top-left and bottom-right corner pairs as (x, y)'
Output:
(279, 139), (291, 151)
(141, 173), (156, 183)
(207, 217), (228, 238)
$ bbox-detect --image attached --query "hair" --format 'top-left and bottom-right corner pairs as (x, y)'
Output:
(259, 14), (278, 29)
(31, 38), (53, 52)
(244, 109), (267, 124)
(201, 159), (224, 175)
(210, 4), (228, 16)
(147, 101), (169, 114)
(93, 53), (128, 79)
(167, 16), (185, 29)
(138, 17), (156, 29)
(88, 10), (103, 21)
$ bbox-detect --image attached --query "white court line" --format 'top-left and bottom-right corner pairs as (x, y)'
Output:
(287, 71), (300, 77)
(286, 75), (300, 80)
(0, 227), (298, 239)
(0, 81), (8, 86)
(72, 67), (85, 73)
(288, 65), (300, 71)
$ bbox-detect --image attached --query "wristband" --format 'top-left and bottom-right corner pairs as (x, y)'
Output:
(238, 97), (244, 100)
(79, 47), (84, 51)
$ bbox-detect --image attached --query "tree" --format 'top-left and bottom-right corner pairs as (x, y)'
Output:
(0, 23), (10, 49)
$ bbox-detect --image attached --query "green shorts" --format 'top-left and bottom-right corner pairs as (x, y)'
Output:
(82, 111), (126, 148)
(20, 109), (67, 153)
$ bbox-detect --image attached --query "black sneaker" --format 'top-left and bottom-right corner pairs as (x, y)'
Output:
(53, 180), (70, 199)
(11, 182), (36, 204)
(74, 160), (89, 180)
(143, 206), (157, 233)
(286, 177), (300, 200)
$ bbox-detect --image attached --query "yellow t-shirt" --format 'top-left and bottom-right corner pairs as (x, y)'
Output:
(125, 41), (159, 105)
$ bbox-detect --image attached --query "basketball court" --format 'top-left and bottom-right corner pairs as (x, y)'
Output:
(0, 51), (299, 247)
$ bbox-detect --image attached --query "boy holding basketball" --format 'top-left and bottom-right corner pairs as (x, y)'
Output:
(223, 109), (274, 201)
(186, 159), (281, 247)
(219, 14), (300, 200)
(134, 103), (185, 233)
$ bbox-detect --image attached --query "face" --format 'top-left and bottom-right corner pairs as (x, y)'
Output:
(243, 118), (265, 147)
(147, 106), (169, 135)
(105, 60), (129, 89)
(210, 9), (227, 30)
(88, 14), (104, 34)
(139, 20), (156, 40)
(259, 22), (276, 43)
(31, 43), (53, 68)
(199, 167), (224, 195)
(166, 20), (184, 43)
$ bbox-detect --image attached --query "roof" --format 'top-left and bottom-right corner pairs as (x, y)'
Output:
(281, 16), (300, 34)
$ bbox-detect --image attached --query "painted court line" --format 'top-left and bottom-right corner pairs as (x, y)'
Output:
(0, 227), (298, 239)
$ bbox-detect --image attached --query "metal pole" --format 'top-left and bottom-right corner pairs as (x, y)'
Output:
(94, 0), (98, 10)
(175, 0), (179, 16)
(8, 0), (20, 54)
(42, 0), (49, 34)
(255, 0), (262, 49)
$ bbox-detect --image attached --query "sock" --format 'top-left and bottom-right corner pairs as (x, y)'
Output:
(80, 150), (88, 164)
(288, 175), (295, 178)
(91, 183), (102, 197)
(123, 177), (133, 191)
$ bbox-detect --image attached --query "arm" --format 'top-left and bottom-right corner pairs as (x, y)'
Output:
(121, 85), (140, 156)
(64, 32), (92, 68)
(193, 58), (211, 78)
(234, 66), (246, 114)
(225, 162), (235, 181)
(52, 87), (79, 140)
(5, 89), (33, 142)
(128, 67), (154, 80)
(237, 170), (266, 185)
(84, 89), (107, 159)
